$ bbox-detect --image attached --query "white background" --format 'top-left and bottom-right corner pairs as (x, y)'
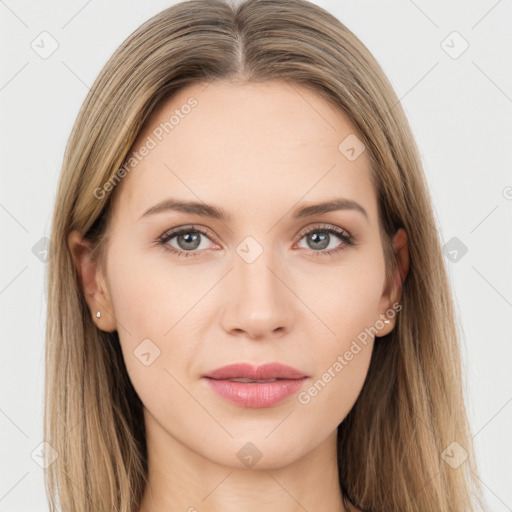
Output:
(1, 0), (511, 510)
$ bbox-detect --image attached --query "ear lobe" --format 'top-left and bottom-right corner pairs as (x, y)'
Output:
(67, 230), (117, 332)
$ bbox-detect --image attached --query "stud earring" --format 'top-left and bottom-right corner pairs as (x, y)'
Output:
(384, 319), (390, 324)
(96, 311), (101, 318)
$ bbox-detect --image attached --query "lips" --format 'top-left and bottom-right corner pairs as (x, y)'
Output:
(202, 362), (308, 381)
(202, 363), (309, 408)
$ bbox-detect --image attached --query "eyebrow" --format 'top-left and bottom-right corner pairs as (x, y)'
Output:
(139, 197), (368, 222)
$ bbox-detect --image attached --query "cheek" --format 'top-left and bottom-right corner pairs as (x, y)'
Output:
(105, 248), (210, 406)
(107, 246), (206, 340)
(294, 253), (384, 413)
(299, 249), (385, 340)
(295, 282), (379, 428)
(108, 265), (200, 430)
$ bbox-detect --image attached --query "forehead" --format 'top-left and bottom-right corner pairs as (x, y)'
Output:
(112, 80), (376, 224)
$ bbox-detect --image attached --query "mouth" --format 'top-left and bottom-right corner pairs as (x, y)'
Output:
(202, 362), (308, 381)
(219, 377), (281, 383)
(202, 362), (309, 408)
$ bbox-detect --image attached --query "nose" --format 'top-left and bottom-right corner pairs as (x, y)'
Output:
(219, 248), (296, 340)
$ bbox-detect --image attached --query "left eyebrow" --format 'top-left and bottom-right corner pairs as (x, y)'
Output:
(292, 198), (369, 221)
(139, 197), (369, 222)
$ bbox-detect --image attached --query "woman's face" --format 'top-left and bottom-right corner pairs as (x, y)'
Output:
(80, 80), (406, 469)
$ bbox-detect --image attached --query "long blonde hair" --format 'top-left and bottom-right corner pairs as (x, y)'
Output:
(45, 0), (487, 510)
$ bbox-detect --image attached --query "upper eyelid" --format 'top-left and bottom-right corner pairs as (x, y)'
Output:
(159, 224), (218, 243)
(159, 223), (352, 246)
(296, 223), (351, 238)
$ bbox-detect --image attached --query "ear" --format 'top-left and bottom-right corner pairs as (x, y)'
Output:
(375, 227), (409, 337)
(67, 230), (117, 332)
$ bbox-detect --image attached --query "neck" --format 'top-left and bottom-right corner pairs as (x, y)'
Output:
(138, 408), (347, 512)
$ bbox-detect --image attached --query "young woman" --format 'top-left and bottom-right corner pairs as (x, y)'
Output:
(45, 0), (487, 510)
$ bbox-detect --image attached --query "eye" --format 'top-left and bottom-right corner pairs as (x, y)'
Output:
(294, 224), (355, 257)
(156, 223), (355, 258)
(156, 225), (216, 257)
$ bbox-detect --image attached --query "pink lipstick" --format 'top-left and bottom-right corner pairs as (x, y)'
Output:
(202, 362), (308, 408)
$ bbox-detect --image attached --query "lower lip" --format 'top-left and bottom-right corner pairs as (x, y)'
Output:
(203, 377), (308, 408)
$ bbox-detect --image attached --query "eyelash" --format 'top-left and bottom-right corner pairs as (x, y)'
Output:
(156, 223), (355, 258)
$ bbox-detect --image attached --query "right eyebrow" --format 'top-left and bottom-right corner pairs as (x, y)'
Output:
(139, 198), (231, 221)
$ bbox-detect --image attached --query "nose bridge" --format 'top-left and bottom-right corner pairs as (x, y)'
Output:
(221, 239), (294, 337)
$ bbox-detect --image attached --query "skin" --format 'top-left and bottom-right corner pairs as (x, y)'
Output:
(69, 80), (409, 512)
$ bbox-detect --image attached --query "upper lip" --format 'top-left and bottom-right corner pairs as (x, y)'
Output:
(202, 362), (308, 380)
